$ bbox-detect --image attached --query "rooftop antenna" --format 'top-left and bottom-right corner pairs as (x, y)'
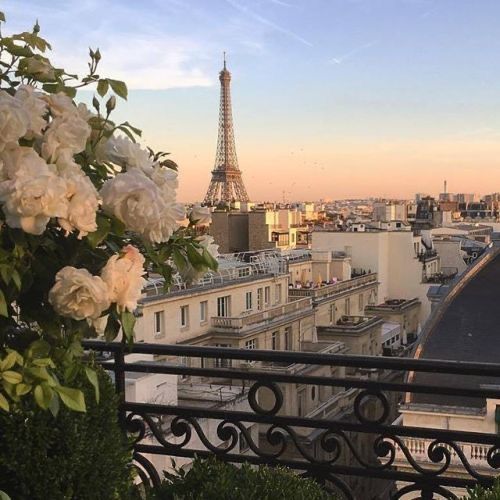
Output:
(444, 179), (447, 195)
(223, 51), (226, 70)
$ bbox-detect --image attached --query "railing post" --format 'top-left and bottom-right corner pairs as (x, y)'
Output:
(114, 343), (126, 429)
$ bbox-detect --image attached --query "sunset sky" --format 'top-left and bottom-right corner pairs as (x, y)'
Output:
(5, 0), (500, 202)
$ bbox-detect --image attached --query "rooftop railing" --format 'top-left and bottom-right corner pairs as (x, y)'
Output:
(82, 340), (500, 500)
(211, 297), (312, 331)
(288, 273), (378, 301)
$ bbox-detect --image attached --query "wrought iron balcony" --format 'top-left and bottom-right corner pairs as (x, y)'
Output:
(82, 340), (500, 500)
(210, 297), (312, 332)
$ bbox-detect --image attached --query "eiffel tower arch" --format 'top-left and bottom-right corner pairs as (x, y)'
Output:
(203, 55), (250, 207)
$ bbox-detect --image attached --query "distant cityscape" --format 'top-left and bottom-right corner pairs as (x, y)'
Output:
(120, 59), (500, 499)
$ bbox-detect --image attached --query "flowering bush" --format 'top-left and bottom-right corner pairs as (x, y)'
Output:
(0, 12), (217, 414)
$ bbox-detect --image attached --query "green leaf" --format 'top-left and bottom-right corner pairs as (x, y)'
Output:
(42, 82), (59, 94)
(104, 314), (121, 342)
(0, 489), (11, 500)
(116, 125), (136, 143)
(87, 214), (111, 248)
(34, 383), (52, 409)
(0, 393), (9, 412)
(48, 389), (60, 417)
(123, 121), (142, 137)
(2, 370), (22, 385)
(0, 351), (17, 371)
(11, 269), (21, 290)
(55, 385), (86, 412)
(110, 217), (126, 237)
(0, 289), (8, 317)
(32, 357), (55, 368)
(0, 266), (11, 285)
(27, 339), (51, 359)
(172, 248), (187, 271)
(15, 383), (31, 396)
(85, 367), (100, 403)
(61, 86), (77, 98)
(0, 12), (6, 22)
(107, 79), (128, 100)
(120, 310), (136, 344)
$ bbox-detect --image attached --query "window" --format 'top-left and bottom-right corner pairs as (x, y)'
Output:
(217, 296), (231, 317)
(238, 267), (251, 278)
(215, 343), (232, 368)
(180, 305), (189, 328)
(284, 327), (292, 350)
(275, 284), (282, 304)
(154, 311), (164, 338)
(245, 339), (257, 349)
(311, 386), (316, 400)
(345, 297), (351, 316)
(200, 301), (208, 323)
(245, 291), (253, 311)
(257, 288), (263, 310)
(271, 331), (279, 350)
(329, 303), (336, 324)
(358, 293), (364, 313)
(264, 286), (271, 306)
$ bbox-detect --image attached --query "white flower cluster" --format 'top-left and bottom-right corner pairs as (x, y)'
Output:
(189, 204), (212, 225)
(49, 245), (146, 320)
(0, 86), (184, 242)
(100, 135), (185, 243)
(0, 86), (99, 237)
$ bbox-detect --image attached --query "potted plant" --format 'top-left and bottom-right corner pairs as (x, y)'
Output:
(0, 11), (217, 499)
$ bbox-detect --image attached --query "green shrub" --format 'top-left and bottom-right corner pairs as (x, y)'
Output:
(463, 479), (500, 500)
(0, 368), (134, 500)
(152, 456), (334, 500)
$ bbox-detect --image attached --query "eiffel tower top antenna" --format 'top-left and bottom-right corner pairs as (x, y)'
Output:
(203, 54), (250, 207)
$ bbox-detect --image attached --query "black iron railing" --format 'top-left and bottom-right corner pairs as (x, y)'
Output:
(82, 340), (500, 500)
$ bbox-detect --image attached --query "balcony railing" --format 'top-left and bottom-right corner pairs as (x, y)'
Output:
(210, 297), (312, 331)
(82, 340), (500, 500)
(417, 249), (439, 262)
(288, 273), (378, 301)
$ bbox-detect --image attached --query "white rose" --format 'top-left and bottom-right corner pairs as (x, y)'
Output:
(100, 169), (182, 243)
(197, 234), (219, 259)
(0, 146), (68, 235)
(41, 112), (91, 162)
(57, 160), (100, 238)
(44, 92), (77, 117)
(101, 245), (146, 312)
(189, 204), (211, 225)
(15, 85), (48, 139)
(0, 91), (29, 151)
(104, 135), (154, 174)
(150, 167), (178, 201)
(49, 266), (110, 320)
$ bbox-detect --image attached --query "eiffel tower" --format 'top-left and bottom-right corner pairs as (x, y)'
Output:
(203, 54), (250, 206)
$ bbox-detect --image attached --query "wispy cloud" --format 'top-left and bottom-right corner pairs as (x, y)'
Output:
(225, 0), (313, 47)
(329, 40), (377, 65)
(268, 0), (293, 7)
(4, 0), (214, 90)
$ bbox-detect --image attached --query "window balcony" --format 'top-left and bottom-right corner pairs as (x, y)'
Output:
(83, 340), (500, 499)
(210, 297), (312, 333)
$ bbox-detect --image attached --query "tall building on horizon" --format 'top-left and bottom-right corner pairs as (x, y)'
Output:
(203, 55), (250, 207)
